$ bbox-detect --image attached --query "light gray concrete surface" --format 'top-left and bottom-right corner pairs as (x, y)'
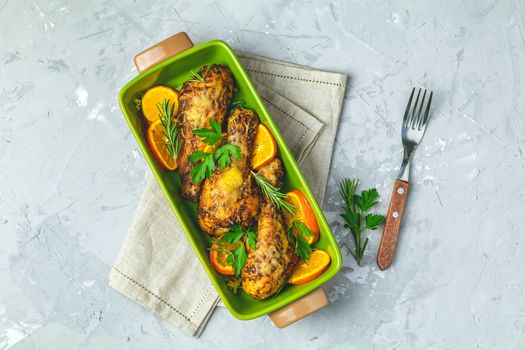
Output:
(1, 0), (525, 349)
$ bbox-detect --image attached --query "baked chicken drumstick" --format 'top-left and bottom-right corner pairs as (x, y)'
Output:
(242, 158), (299, 299)
(178, 64), (233, 201)
(198, 108), (261, 235)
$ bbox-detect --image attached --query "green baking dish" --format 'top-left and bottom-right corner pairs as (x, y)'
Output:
(118, 34), (342, 321)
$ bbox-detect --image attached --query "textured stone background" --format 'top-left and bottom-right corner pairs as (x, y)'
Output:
(1, 0), (525, 349)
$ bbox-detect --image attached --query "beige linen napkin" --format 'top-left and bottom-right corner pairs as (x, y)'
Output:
(109, 54), (346, 337)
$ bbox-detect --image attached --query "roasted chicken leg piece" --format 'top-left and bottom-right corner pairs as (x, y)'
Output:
(242, 158), (299, 299)
(178, 64), (234, 201)
(198, 108), (260, 235)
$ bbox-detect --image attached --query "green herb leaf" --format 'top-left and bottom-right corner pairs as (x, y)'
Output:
(192, 118), (223, 145)
(286, 222), (313, 262)
(295, 233), (312, 262)
(365, 214), (385, 230)
(286, 224), (294, 242)
(341, 211), (360, 231)
(294, 221), (313, 238)
(230, 101), (247, 109)
(339, 178), (385, 265)
(215, 144), (241, 168)
(220, 226), (245, 243)
(188, 150), (216, 183)
(187, 149), (206, 163)
(355, 188), (380, 212)
(247, 230), (257, 250)
(229, 246), (247, 276)
(251, 171), (296, 214)
(339, 178), (359, 211)
(213, 226), (255, 277)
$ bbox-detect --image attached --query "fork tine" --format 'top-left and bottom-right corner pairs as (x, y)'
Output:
(403, 88), (415, 126)
(409, 88), (421, 129)
(419, 91), (433, 130)
(413, 89), (427, 130)
(415, 91), (427, 130)
(417, 89), (427, 124)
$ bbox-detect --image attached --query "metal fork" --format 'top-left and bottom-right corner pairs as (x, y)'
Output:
(377, 88), (433, 270)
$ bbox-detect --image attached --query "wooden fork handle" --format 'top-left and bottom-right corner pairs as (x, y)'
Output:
(377, 179), (410, 270)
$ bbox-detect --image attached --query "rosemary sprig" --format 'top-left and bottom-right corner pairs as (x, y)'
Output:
(230, 100), (248, 109)
(189, 66), (210, 83)
(251, 171), (296, 214)
(208, 239), (235, 263)
(339, 178), (385, 265)
(156, 99), (181, 159)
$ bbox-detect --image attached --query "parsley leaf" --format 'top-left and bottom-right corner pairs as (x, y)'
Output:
(220, 226), (245, 243)
(247, 230), (257, 250)
(354, 188), (380, 212)
(286, 224), (294, 242)
(220, 226), (256, 249)
(294, 221), (313, 238)
(339, 178), (385, 265)
(287, 221), (313, 262)
(190, 120), (241, 181)
(188, 150), (207, 163)
(228, 246), (247, 276)
(192, 118), (223, 145)
(189, 150), (216, 183)
(215, 144), (241, 168)
(295, 234), (312, 262)
(219, 226), (257, 276)
(365, 214), (385, 230)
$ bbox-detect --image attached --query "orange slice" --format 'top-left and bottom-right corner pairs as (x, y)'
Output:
(251, 124), (277, 170)
(289, 250), (331, 285)
(210, 241), (240, 275)
(284, 190), (320, 244)
(146, 119), (178, 170)
(141, 86), (179, 124)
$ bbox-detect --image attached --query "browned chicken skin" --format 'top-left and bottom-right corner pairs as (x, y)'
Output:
(178, 65), (296, 298)
(242, 158), (299, 299)
(198, 108), (260, 235)
(178, 65), (234, 201)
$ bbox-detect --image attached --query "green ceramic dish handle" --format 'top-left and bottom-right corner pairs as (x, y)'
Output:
(132, 32), (331, 327)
